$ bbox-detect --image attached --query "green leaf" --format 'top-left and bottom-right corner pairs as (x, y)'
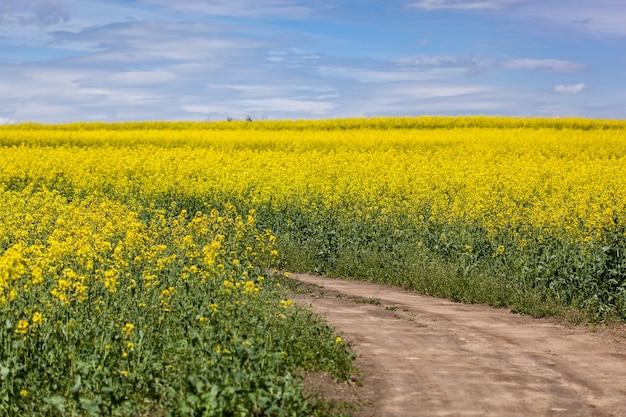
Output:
(80, 396), (103, 416)
(71, 375), (82, 394)
(44, 395), (67, 413)
(0, 366), (9, 380)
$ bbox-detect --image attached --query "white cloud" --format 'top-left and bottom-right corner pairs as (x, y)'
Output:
(316, 66), (465, 83)
(182, 98), (335, 118)
(242, 98), (335, 115)
(399, 55), (477, 66)
(397, 55), (495, 75)
(54, 21), (258, 62)
(329, 84), (510, 117)
(554, 83), (586, 94)
(12, 102), (82, 121)
(317, 54), (497, 84)
(0, 0), (69, 26)
(139, 0), (324, 19)
(181, 104), (229, 115)
(108, 71), (176, 86)
(205, 83), (335, 99)
(511, 0), (626, 38)
(0, 116), (15, 124)
(408, 0), (626, 38)
(408, 0), (527, 11)
(502, 59), (586, 73)
(406, 85), (492, 98)
(0, 65), (82, 100)
(376, 84), (492, 101)
(77, 87), (165, 103)
(267, 49), (323, 65)
(0, 14), (339, 122)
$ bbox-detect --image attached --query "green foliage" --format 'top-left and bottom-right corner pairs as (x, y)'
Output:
(0, 190), (354, 416)
(269, 202), (626, 321)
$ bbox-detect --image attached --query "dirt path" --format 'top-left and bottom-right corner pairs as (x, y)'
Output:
(290, 273), (626, 417)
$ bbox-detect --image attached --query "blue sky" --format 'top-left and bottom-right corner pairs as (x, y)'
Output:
(1, 0), (625, 123)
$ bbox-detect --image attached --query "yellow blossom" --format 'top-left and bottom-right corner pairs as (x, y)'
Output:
(15, 320), (29, 335)
(31, 312), (43, 326)
(104, 270), (119, 293)
(243, 281), (258, 295)
(122, 322), (134, 337)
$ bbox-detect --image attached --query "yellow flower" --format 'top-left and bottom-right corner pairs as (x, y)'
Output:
(19, 389), (28, 397)
(57, 279), (70, 291)
(161, 286), (174, 298)
(104, 270), (119, 293)
(15, 320), (29, 335)
(335, 337), (342, 344)
(210, 303), (218, 312)
(492, 245), (505, 258)
(31, 312), (43, 326)
(243, 281), (258, 295)
(31, 267), (44, 285)
(122, 322), (134, 337)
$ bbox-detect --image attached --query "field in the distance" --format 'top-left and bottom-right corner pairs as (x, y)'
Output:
(1, 116), (626, 415)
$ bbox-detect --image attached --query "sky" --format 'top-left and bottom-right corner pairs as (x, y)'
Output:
(0, 0), (625, 123)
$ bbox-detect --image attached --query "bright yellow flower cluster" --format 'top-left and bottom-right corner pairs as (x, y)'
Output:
(2, 118), (624, 247)
(1, 116), (626, 323)
(0, 189), (275, 336)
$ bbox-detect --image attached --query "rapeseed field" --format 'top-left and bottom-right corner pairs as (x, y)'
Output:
(1, 116), (625, 414)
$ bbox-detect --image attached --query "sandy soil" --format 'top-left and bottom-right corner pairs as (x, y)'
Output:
(290, 273), (626, 417)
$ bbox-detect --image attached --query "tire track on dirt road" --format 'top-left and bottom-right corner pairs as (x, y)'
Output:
(291, 273), (626, 417)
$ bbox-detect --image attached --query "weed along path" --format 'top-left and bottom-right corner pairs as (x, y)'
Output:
(289, 273), (626, 417)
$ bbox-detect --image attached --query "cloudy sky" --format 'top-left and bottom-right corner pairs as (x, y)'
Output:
(1, 0), (625, 123)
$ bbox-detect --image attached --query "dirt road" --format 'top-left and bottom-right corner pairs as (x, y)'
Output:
(290, 273), (626, 417)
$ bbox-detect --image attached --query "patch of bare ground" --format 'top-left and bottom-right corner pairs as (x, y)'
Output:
(290, 273), (626, 417)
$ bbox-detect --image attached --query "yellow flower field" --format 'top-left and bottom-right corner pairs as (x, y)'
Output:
(1, 116), (625, 414)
